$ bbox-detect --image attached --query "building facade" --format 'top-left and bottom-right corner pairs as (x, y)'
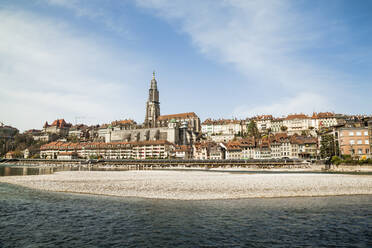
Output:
(338, 127), (370, 158)
(40, 140), (175, 160)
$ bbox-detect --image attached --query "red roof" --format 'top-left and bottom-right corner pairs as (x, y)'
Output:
(312, 112), (335, 119)
(202, 118), (241, 125)
(252, 115), (273, 120)
(111, 119), (136, 126)
(46, 119), (72, 128)
(158, 112), (198, 121)
(285, 114), (309, 120)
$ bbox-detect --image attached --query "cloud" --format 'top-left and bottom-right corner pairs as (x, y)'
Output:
(0, 9), (145, 131)
(44, 0), (131, 37)
(135, 0), (367, 117)
(232, 92), (333, 118)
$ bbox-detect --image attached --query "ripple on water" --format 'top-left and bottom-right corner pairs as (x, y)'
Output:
(0, 183), (371, 248)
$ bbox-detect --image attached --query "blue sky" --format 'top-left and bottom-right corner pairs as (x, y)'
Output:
(1, 0), (371, 131)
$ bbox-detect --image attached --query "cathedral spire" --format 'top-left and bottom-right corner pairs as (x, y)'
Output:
(145, 72), (160, 128)
(150, 70), (157, 89)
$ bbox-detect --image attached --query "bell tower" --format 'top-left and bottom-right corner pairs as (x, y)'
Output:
(144, 71), (160, 128)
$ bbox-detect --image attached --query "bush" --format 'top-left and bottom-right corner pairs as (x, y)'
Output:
(331, 156), (342, 165)
(341, 154), (352, 160)
(31, 153), (40, 159)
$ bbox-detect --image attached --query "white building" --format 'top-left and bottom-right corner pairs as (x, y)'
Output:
(202, 119), (242, 136)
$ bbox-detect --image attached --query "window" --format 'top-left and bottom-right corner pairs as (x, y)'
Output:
(349, 140), (355, 145)
(366, 140), (369, 145)
(364, 131), (368, 136)
(357, 140), (362, 144)
(358, 149), (362, 154)
(349, 132), (354, 136)
(356, 131), (362, 136)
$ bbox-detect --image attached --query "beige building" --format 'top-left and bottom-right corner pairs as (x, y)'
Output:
(311, 112), (345, 129)
(202, 119), (242, 136)
(283, 114), (312, 135)
(157, 112), (201, 133)
(209, 143), (225, 160)
(239, 138), (256, 159)
(253, 115), (273, 133)
(43, 119), (72, 135)
(40, 140), (175, 160)
(225, 141), (242, 160)
(339, 127), (370, 158)
(192, 142), (211, 160)
(270, 134), (293, 159)
(270, 118), (284, 133)
(173, 145), (192, 159)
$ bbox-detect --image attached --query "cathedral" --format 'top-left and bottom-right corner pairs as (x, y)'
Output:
(144, 72), (160, 128)
(100, 72), (201, 145)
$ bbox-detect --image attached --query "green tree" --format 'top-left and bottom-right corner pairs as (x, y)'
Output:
(280, 126), (288, 132)
(331, 155), (342, 165)
(246, 120), (261, 139)
(301, 130), (308, 136)
(320, 134), (339, 159)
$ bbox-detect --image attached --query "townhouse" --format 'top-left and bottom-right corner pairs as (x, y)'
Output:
(201, 119), (242, 136)
(40, 140), (175, 160)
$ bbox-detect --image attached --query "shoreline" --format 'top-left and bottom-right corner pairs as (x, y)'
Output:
(1, 170), (372, 200)
(2, 161), (372, 173)
(6, 185), (370, 201)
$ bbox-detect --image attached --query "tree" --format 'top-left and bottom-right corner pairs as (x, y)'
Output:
(320, 134), (339, 159)
(266, 128), (272, 137)
(246, 120), (261, 139)
(301, 130), (308, 136)
(280, 126), (288, 132)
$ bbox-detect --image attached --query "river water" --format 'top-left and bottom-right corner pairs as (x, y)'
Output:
(1, 180), (371, 247)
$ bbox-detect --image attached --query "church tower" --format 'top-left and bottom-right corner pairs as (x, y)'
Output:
(144, 71), (160, 128)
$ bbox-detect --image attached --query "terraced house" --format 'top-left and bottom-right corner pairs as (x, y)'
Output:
(40, 140), (175, 160)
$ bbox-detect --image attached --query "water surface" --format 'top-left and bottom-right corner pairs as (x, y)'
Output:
(0, 183), (371, 247)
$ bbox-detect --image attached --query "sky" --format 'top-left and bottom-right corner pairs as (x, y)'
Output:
(1, 0), (372, 131)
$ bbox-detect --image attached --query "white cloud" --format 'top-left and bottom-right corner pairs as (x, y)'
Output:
(135, 0), (357, 117)
(0, 9), (145, 131)
(232, 92), (333, 118)
(44, 0), (131, 37)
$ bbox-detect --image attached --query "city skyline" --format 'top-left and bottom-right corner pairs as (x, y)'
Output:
(1, 0), (372, 131)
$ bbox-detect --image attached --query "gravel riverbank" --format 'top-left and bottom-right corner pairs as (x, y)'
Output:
(1, 171), (372, 200)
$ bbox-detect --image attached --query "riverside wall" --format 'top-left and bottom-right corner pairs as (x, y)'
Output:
(2, 159), (371, 172)
(2, 158), (317, 170)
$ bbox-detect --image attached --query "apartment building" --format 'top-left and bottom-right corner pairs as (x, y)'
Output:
(201, 119), (242, 136)
(339, 127), (370, 158)
(40, 140), (175, 160)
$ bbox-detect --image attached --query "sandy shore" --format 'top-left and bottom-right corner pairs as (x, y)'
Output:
(1, 171), (372, 200)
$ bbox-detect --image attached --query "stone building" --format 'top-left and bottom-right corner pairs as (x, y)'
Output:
(100, 73), (200, 145)
(144, 72), (160, 128)
(43, 119), (72, 136)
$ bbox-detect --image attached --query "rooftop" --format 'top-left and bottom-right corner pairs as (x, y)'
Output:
(158, 112), (198, 121)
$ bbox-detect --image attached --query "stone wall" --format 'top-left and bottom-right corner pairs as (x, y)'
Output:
(106, 126), (179, 144)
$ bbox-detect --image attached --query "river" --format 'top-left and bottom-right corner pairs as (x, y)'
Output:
(0, 181), (371, 247)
